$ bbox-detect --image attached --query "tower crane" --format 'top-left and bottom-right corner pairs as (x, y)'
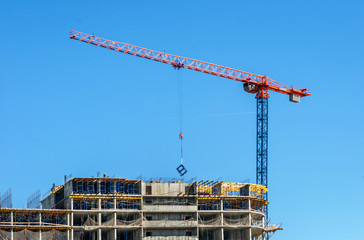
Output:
(70, 30), (311, 217)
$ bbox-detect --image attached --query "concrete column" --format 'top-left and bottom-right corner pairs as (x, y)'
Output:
(113, 200), (117, 240)
(220, 198), (224, 240)
(141, 211), (144, 239)
(9, 212), (14, 240)
(98, 198), (102, 240)
(220, 213), (224, 240)
(248, 197), (252, 240)
(38, 215), (41, 240)
(66, 213), (70, 240)
(71, 211), (74, 240)
(141, 195), (144, 240)
(71, 212), (73, 226)
(114, 228), (117, 240)
(262, 215), (265, 240)
(196, 196), (198, 239)
(248, 198), (251, 225)
(10, 212), (14, 240)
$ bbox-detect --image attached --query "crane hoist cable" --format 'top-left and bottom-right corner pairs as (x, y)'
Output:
(176, 70), (187, 176)
(177, 70), (183, 132)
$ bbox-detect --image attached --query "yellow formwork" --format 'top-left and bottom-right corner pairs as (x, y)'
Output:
(249, 184), (268, 198)
(197, 181), (267, 199)
(51, 185), (64, 194)
(220, 182), (244, 196)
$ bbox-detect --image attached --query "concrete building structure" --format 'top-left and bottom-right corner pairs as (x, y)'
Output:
(0, 176), (279, 240)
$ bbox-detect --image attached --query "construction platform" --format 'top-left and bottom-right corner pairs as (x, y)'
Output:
(0, 177), (281, 240)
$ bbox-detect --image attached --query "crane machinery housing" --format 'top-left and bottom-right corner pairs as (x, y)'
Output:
(69, 30), (311, 219)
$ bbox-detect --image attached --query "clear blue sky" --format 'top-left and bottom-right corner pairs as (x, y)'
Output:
(1, 0), (363, 239)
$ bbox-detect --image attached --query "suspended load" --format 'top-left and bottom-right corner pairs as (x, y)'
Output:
(176, 132), (187, 176)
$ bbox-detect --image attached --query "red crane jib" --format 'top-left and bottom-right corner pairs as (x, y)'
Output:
(70, 30), (311, 98)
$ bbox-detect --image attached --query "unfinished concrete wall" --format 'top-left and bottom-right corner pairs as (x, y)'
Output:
(41, 193), (55, 209)
(142, 182), (192, 196)
(64, 180), (73, 198)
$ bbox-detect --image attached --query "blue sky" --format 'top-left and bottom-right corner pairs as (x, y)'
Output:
(0, 0), (363, 239)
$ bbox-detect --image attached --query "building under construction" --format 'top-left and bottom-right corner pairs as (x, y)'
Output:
(0, 176), (280, 240)
(0, 177), (277, 240)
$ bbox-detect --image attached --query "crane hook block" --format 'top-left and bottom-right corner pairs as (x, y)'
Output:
(177, 164), (187, 176)
(179, 132), (183, 139)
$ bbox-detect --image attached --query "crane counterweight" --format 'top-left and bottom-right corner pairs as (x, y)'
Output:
(289, 94), (301, 103)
